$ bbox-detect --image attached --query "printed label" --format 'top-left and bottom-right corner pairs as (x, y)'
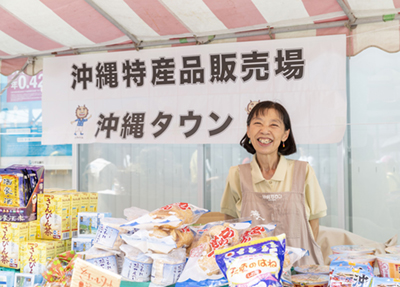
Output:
(86, 255), (118, 273)
(121, 258), (152, 282)
(93, 224), (119, 249)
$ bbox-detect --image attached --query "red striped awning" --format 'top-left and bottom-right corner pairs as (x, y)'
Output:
(1, 0), (400, 75)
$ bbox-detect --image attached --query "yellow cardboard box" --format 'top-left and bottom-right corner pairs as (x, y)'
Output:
(79, 192), (90, 212)
(38, 193), (71, 240)
(20, 241), (55, 274)
(28, 220), (37, 241)
(88, 192), (98, 212)
(64, 239), (71, 251)
(0, 222), (29, 269)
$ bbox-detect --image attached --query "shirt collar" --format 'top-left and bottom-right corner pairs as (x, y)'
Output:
(250, 154), (288, 184)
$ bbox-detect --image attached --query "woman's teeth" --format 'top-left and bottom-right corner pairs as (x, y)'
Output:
(258, 139), (272, 144)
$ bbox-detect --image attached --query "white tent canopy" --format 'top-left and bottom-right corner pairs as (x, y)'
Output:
(0, 0), (399, 75)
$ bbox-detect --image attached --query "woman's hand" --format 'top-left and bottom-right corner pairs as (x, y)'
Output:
(309, 218), (319, 240)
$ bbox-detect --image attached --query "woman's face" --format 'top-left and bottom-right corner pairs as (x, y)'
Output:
(247, 108), (290, 156)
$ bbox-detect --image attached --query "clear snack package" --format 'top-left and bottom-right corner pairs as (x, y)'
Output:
(121, 226), (194, 254)
(78, 247), (120, 273)
(120, 244), (153, 282)
(122, 202), (209, 230)
(124, 206), (149, 221)
(93, 217), (131, 251)
(281, 247), (309, 286)
(149, 247), (186, 286)
(176, 220), (251, 287)
(214, 234), (286, 287)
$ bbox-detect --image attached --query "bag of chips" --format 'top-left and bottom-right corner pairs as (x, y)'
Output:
(239, 224), (276, 243)
(215, 234), (286, 287)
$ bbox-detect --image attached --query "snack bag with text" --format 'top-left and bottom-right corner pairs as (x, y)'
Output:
(215, 234), (286, 287)
(122, 202), (209, 230)
(176, 220), (251, 287)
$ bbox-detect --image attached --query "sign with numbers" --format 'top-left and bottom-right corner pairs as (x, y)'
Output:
(42, 35), (346, 145)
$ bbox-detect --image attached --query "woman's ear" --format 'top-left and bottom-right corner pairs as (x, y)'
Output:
(283, 129), (290, 142)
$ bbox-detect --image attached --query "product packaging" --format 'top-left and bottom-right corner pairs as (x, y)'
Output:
(88, 192), (98, 212)
(71, 238), (94, 252)
(214, 234), (286, 287)
(122, 202), (209, 230)
(0, 165), (44, 222)
(120, 244), (153, 282)
(79, 247), (119, 273)
(20, 241), (55, 275)
(77, 212), (112, 237)
(0, 221), (29, 269)
(93, 217), (130, 251)
(37, 193), (71, 240)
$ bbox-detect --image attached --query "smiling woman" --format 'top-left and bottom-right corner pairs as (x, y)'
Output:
(220, 100), (327, 266)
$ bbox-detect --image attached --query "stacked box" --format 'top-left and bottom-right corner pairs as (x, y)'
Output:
(68, 193), (81, 238)
(28, 221), (37, 241)
(80, 192), (90, 212)
(64, 239), (71, 252)
(37, 194), (71, 240)
(20, 241), (55, 274)
(78, 212), (111, 237)
(0, 222), (29, 269)
(88, 192), (98, 212)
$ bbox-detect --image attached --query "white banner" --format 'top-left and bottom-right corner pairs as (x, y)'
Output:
(42, 35), (346, 145)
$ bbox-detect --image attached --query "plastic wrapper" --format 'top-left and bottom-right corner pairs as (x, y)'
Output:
(124, 206), (149, 221)
(377, 254), (400, 278)
(121, 226), (195, 254)
(93, 217), (131, 251)
(149, 247), (186, 286)
(41, 250), (81, 287)
(240, 223), (276, 243)
(281, 247), (309, 286)
(372, 277), (400, 287)
(329, 262), (373, 287)
(214, 234), (286, 287)
(176, 220), (251, 287)
(291, 274), (329, 287)
(78, 247), (120, 273)
(120, 244), (153, 282)
(122, 202), (209, 230)
(294, 264), (330, 275)
(331, 245), (375, 256)
(329, 254), (376, 268)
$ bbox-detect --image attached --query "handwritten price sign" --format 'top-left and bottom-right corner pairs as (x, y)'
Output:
(71, 258), (121, 287)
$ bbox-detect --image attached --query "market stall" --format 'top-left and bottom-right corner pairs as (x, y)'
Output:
(1, 1), (400, 286)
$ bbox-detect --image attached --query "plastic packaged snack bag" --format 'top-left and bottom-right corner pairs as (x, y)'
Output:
(122, 202), (209, 230)
(148, 247), (186, 286)
(240, 224), (276, 243)
(214, 234), (286, 287)
(121, 226), (195, 254)
(124, 206), (149, 221)
(120, 244), (153, 282)
(176, 220), (251, 287)
(93, 217), (131, 251)
(281, 247), (309, 286)
(79, 247), (120, 273)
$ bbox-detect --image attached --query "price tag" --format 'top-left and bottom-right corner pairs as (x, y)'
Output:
(71, 258), (121, 287)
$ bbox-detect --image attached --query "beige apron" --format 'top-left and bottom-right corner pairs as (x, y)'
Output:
(239, 160), (324, 265)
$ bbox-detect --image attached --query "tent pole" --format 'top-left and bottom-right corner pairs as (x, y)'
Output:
(84, 0), (141, 47)
(336, 0), (357, 24)
(0, 57), (32, 95)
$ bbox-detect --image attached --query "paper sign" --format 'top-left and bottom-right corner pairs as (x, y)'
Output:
(71, 258), (121, 287)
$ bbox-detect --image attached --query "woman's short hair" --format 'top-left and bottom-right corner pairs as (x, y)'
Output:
(240, 101), (297, 155)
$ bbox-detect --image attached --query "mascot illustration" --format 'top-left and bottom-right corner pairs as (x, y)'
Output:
(71, 105), (91, 136)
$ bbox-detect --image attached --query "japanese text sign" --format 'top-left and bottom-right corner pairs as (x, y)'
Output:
(71, 258), (121, 287)
(42, 35), (346, 145)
